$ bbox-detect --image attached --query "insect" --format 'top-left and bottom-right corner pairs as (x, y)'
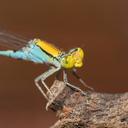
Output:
(0, 29), (94, 109)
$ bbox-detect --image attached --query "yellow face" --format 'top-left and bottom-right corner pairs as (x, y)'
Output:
(72, 48), (84, 68)
(61, 48), (84, 69)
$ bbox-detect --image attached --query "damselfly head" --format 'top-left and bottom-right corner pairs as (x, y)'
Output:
(61, 48), (84, 69)
(69, 48), (84, 68)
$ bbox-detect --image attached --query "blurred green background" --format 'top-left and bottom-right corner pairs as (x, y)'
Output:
(0, 0), (127, 127)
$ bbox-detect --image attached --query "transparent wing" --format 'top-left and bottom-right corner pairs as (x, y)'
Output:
(0, 29), (29, 50)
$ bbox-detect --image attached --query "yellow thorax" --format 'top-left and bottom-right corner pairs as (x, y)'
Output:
(36, 39), (62, 57)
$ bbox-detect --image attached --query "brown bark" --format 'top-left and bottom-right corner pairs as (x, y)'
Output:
(47, 80), (128, 128)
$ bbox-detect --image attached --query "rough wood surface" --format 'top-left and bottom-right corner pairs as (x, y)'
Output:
(47, 80), (128, 128)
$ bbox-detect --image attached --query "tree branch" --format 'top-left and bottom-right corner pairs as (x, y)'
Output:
(47, 80), (128, 128)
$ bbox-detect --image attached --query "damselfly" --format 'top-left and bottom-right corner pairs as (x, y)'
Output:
(0, 29), (94, 109)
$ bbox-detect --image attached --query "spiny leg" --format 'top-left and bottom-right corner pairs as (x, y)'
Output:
(35, 66), (61, 100)
(35, 75), (49, 101)
(41, 66), (60, 95)
(42, 66), (61, 110)
(63, 70), (86, 93)
(63, 69), (68, 83)
(72, 68), (94, 91)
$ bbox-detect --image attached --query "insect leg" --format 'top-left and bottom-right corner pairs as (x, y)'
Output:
(72, 68), (94, 91)
(41, 66), (60, 94)
(34, 66), (61, 100)
(63, 70), (85, 93)
(34, 78), (49, 100)
(63, 69), (68, 83)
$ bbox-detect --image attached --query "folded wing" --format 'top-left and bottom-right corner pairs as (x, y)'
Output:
(0, 29), (28, 50)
